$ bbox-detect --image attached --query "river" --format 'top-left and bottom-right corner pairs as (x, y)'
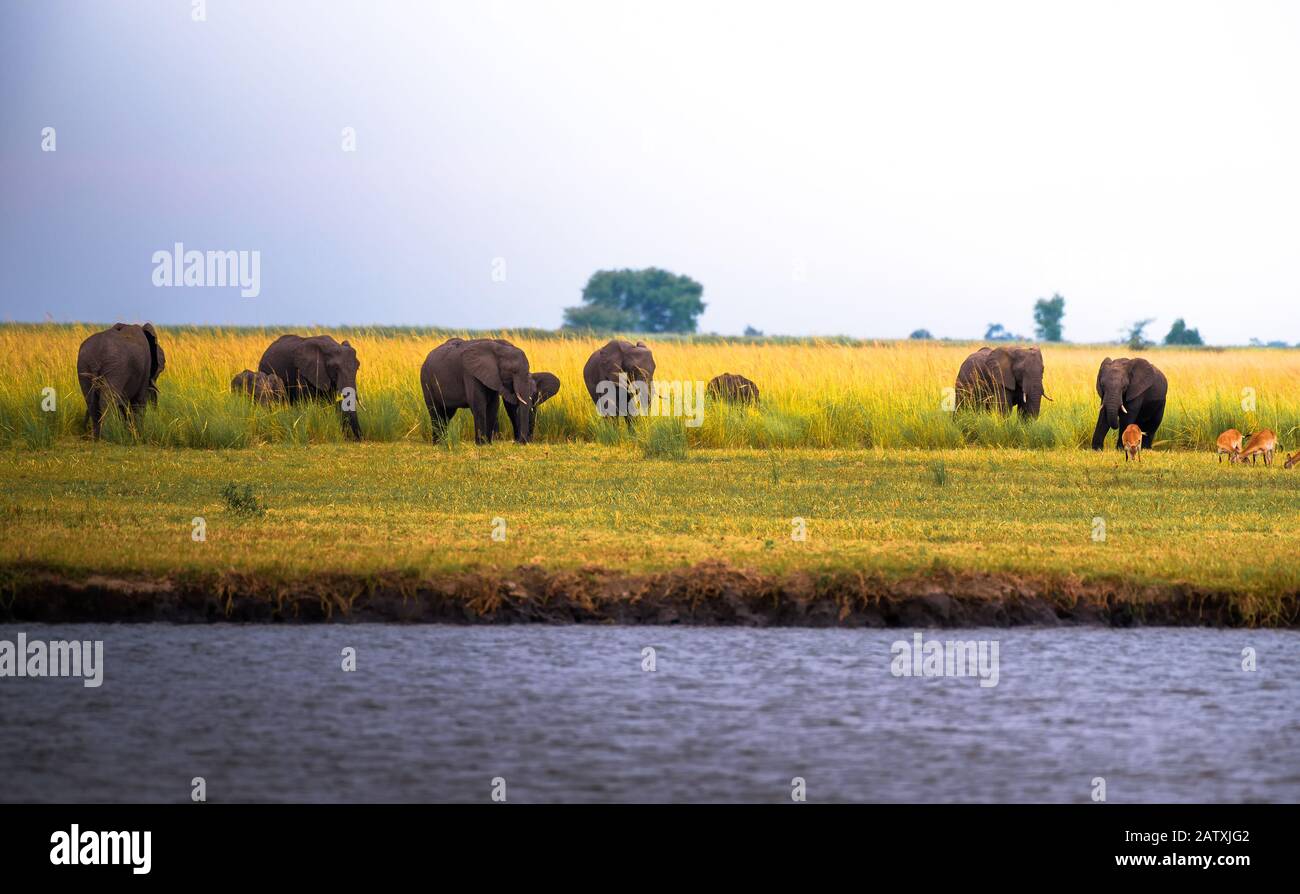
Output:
(2, 624), (1296, 802)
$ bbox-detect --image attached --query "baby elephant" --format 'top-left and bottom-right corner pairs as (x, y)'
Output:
(497, 372), (561, 442)
(524, 372), (561, 440)
(231, 369), (287, 405)
(1121, 424), (1144, 461)
(707, 373), (760, 405)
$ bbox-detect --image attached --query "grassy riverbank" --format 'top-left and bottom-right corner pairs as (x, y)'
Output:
(2, 443), (1297, 625)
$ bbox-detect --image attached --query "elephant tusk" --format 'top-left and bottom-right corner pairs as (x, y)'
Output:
(1042, 393), (1054, 402)
(1120, 404), (1128, 414)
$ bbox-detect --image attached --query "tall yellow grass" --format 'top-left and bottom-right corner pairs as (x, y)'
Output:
(1, 324), (1297, 450)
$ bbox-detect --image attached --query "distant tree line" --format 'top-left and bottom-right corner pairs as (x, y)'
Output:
(554, 272), (1286, 346)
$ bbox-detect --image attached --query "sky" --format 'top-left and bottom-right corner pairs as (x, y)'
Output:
(2, 0), (1298, 344)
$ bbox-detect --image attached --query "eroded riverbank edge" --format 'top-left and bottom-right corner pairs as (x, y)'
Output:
(1, 561), (1296, 627)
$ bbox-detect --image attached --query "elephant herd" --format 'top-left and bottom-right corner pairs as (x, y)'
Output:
(953, 345), (1168, 451)
(75, 324), (1278, 459)
(75, 325), (761, 444)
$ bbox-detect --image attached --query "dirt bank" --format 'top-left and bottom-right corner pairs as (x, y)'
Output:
(1, 561), (1295, 627)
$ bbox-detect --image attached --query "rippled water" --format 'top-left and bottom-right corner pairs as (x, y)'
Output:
(2, 624), (1297, 802)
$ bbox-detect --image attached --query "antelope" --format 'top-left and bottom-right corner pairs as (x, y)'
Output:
(1216, 428), (1243, 463)
(1285, 451), (1299, 469)
(1121, 424), (1144, 462)
(1238, 429), (1278, 466)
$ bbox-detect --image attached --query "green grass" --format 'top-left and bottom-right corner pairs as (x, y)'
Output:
(2, 442), (1297, 602)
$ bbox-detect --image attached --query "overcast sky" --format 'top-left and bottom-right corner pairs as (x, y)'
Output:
(2, 0), (1298, 343)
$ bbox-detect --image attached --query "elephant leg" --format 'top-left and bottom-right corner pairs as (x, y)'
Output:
(1138, 400), (1164, 449)
(1090, 407), (1110, 450)
(87, 391), (103, 439)
(513, 402), (530, 444)
(500, 400), (523, 443)
(467, 386), (491, 444)
(129, 400), (147, 436)
(83, 387), (99, 439)
(427, 404), (450, 443)
(484, 393), (501, 443)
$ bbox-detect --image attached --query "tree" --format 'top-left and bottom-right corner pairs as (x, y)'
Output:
(560, 304), (639, 331)
(743, 325), (764, 337)
(562, 268), (705, 333)
(909, 329), (933, 340)
(1124, 319), (1155, 351)
(1164, 318), (1204, 346)
(984, 323), (1023, 342)
(1033, 293), (1065, 342)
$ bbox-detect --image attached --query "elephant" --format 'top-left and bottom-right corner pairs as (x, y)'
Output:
(76, 322), (166, 439)
(420, 337), (537, 444)
(518, 371), (560, 442)
(484, 371), (560, 443)
(706, 372), (759, 405)
(954, 346), (1048, 418)
(1091, 357), (1167, 451)
(583, 339), (656, 427)
(231, 369), (287, 405)
(257, 334), (362, 438)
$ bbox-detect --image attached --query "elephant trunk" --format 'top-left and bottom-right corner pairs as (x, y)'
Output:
(1021, 385), (1042, 419)
(1103, 388), (1121, 431)
(634, 372), (654, 415)
(340, 408), (360, 440)
(512, 399), (531, 443)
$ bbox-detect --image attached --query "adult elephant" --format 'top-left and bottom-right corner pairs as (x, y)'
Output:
(77, 322), (166, 439)
(1091, 357), (1167, 451)
(707, 372), (759, 405)
(258, 334), (362, 438)
(421, 338), (537, 444)
(954, 346), (1048, 418)
(583, 339), (655, 426)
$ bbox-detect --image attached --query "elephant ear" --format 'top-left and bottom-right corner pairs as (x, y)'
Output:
(141, 323), (163, 382)
(598, 342), (625, 385)
(1096, 358), (1113, 395)
(533, 373), (560, 404)
(294, 340), (331, 392)
(464, 341), (506, 394)
(1126, 358), (1158, 401)
(986, 348), (1016, 391)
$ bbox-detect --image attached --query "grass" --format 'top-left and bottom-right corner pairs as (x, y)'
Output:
(2, 323), (1298, 451)
(2, 442), (1298, 603)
